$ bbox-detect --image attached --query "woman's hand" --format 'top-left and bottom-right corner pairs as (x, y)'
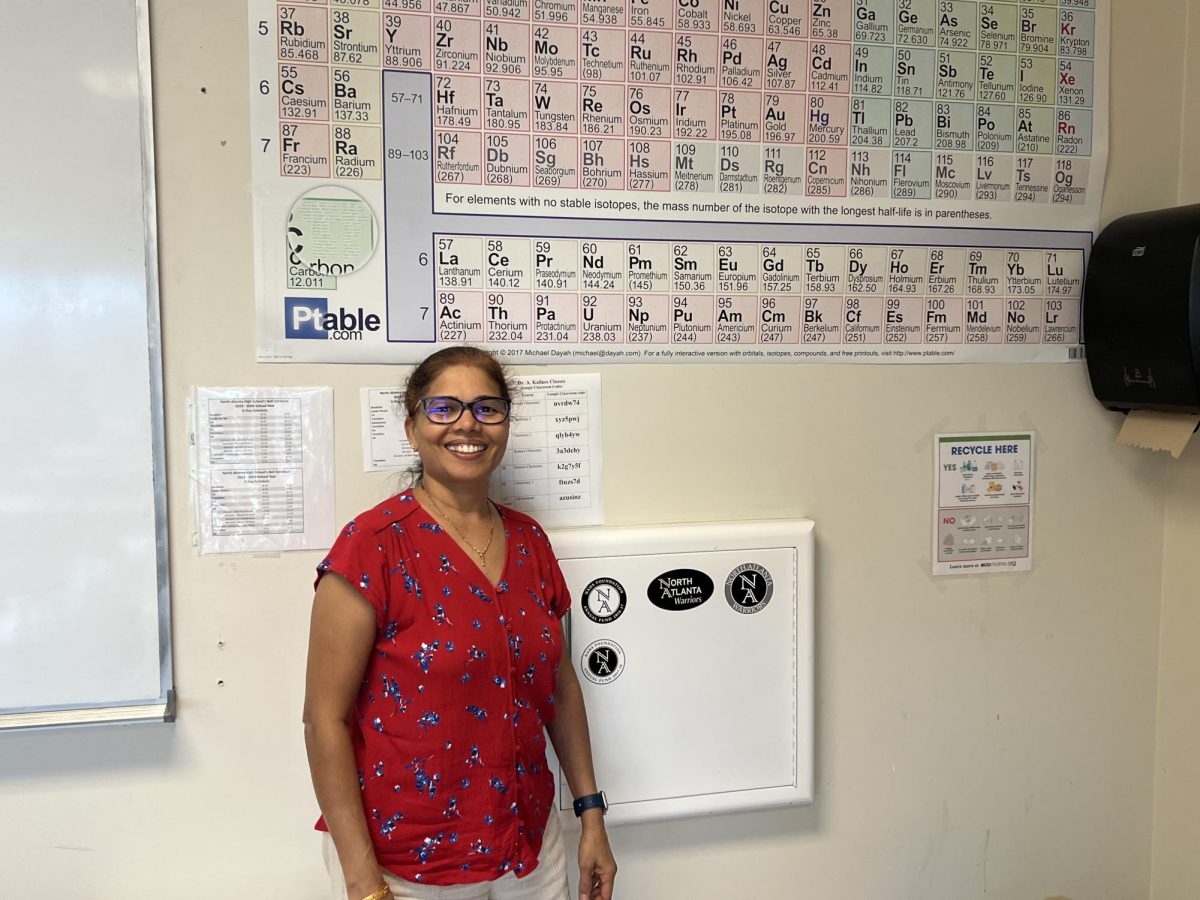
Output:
(577, 814), (617, 900)
(546, 647), (617, 898)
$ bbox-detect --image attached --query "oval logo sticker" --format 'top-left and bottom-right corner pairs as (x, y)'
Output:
(647, 568), (714, 611)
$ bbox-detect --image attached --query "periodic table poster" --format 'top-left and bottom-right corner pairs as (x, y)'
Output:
(249, 0), (1107, 364)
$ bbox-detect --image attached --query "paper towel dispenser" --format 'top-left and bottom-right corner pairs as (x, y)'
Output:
(1084, 204), (1200, 413)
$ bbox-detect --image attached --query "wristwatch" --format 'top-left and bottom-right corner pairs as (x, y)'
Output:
(572, 791), (608, 817)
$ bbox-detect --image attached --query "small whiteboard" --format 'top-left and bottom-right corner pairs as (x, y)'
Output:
(0, 0), (170, 729)
(550, 520), (814, 825)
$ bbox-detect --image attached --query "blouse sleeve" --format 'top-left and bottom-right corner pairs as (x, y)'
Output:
(315, 518), (390, 630)
(543, 539), (572, 621)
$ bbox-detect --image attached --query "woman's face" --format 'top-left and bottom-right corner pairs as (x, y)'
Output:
(404, 364), (510, 492)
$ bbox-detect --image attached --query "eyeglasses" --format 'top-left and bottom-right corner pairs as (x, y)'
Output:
(418, 396), (511, 425)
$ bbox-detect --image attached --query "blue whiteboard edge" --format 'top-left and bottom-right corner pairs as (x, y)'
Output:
(0, 690), (176, 732)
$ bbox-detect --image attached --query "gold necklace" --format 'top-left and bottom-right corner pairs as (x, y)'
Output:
(419, 485), (496, 563)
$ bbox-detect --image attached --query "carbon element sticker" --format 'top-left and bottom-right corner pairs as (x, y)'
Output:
(582, 639), (625, 685)
(582, 577), (627, 624)
(724, 563), (774, 614)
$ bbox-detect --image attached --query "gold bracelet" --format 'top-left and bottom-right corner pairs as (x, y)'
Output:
(361, 886), (391, 900)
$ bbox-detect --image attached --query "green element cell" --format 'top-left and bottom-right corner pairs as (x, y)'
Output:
(854, 0), (895, 44)
(1057, 58), (1094, 108)
(934, 101), (975, 152)
(936, 49), (978, 101)
(852, 44), (894, 97)
(937, 1), (978, 50)
(893, 98), (935, 149)
(892, 150), (933, 199)
(978, 2), (1019, 53)
(896, 0), (937, 47)
(1058, 8), (1096, 58)
(1017, 54), (1056, 105)
(977, 52), (1017, 103)
(851, 97), (893, 147)
(975, 103), (1016, 153)
(672, 141), (718, 193)
(1015, 105), (1056, 154)
(1018, 5), (1058, 56)
(1055, 108), (1092, 156)
(894, 46), (936, 98)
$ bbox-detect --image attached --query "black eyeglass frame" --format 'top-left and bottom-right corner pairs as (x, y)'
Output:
(417, 395), (512, 425)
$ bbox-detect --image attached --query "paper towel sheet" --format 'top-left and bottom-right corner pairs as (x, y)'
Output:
(1116, 410), (1200, 458)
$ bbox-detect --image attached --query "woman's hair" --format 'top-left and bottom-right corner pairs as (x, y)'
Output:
(399, 346), (512, 487)
(402, 345), (512, 414)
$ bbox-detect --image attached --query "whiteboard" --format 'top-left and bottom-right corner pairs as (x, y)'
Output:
(0, 0), (171, 728)
(550, 520), (814, 825)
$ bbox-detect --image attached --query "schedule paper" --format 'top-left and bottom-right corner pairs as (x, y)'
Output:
(192, 386), (335, 554)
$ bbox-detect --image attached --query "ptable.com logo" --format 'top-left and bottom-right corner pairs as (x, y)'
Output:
(285, 297), (381, 341)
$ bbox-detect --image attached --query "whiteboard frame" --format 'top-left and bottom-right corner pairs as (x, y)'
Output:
(0, 0), (173, 731)
(548, 519), (815, 825)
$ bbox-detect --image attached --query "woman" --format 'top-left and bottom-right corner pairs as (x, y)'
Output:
(304, 346), (616, 900)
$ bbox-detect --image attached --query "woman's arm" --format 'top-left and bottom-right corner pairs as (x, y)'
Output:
(303, 572), (392, 900)
(546, 657), (617, 900)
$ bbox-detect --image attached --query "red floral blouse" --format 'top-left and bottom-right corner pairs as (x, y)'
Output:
(314, 490), (570, 885)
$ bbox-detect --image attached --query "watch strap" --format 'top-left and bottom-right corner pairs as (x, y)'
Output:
(572, 791), (608, 817)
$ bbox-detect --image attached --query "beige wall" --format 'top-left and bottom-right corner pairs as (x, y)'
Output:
(1, 2), (1195, 898)
(1150, 3), (1200, 899)
(1177, 2), (1200, 203)
(1153, 456), (1200, 900)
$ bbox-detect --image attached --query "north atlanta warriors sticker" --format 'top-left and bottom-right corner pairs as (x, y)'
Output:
(581, 577), (626, 625)
(582, 639), (625, 685)
(725, 563), (774, 614)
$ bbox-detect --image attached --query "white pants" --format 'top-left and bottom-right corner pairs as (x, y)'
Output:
(324, 811), (570, 900)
